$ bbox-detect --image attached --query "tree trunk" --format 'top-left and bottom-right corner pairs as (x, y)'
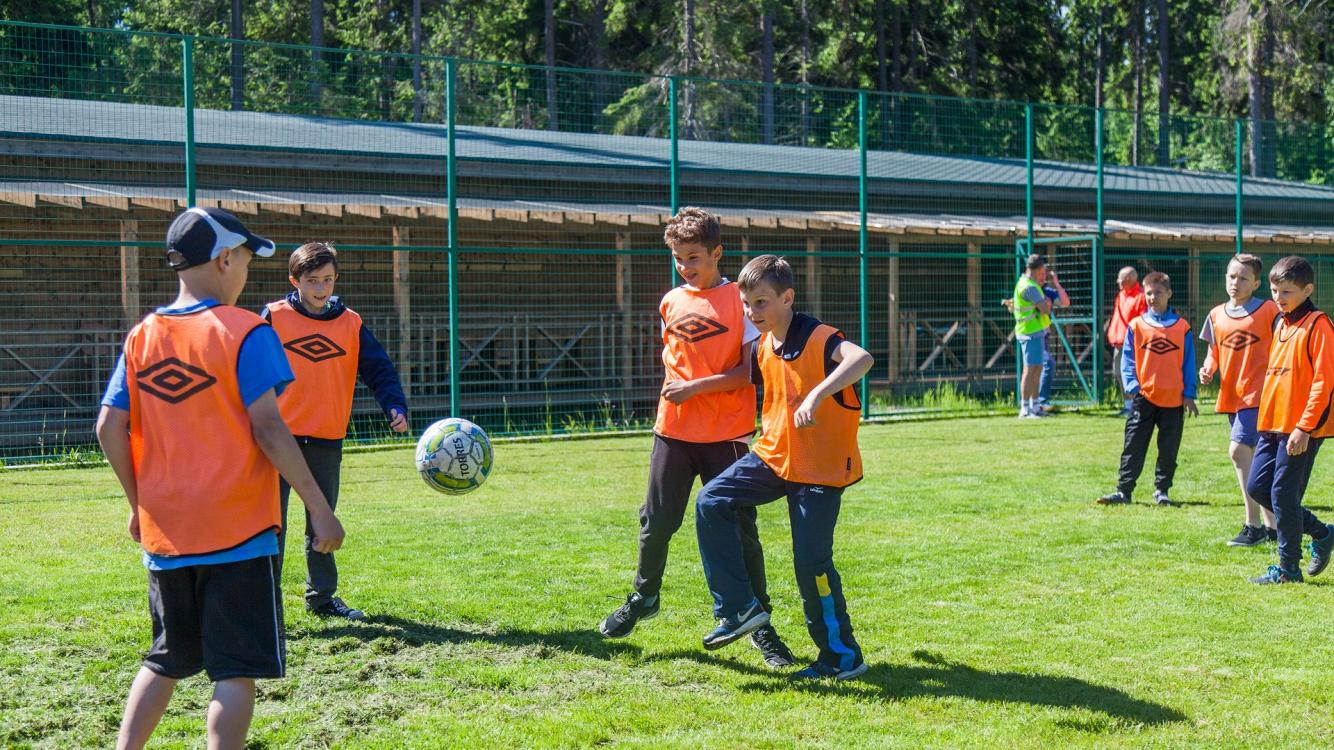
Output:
(412, 0), (423, 123)
(230, 0), (244, 112)
(682, 0), (696, 135)
(311, 0), (324, 105)
(891, 0), (903, 92)
(967, 2), (979, 96)
(1094, 1), (1104, 108)
(800, 0), (811, 145)
(545, 0), (559, 130)
(589, 0), (608, 113)
(1248, 1), (1269, 177)
(1156, 0), (1169, 166)
(907, 0), (919, 86)
(761, 6), (775, 144)
(376, 0), (390, 120)
(875, 0), (888, 92)
(1130, 0), (1143, 166)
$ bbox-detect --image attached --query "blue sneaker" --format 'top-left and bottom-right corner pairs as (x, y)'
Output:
(702, 600), (769, 651)
(1250, 565), (1303, 585)
(1307, 525), (1334, 577)
(793, 660), (869, 681)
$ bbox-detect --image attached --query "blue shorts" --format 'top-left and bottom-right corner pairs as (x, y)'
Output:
(1228, 408), (1259, 448)
(1019, 335), (1046, 367)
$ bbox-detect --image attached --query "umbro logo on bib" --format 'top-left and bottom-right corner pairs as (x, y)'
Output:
(1141, 337), (1180, 355)
(285, 333), (348, 363)
(1220, 330), (1260, 352)
(136, 358), (217, 404)
(666, 313), (730, 344)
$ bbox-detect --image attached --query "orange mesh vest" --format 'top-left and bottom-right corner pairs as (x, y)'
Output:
(1206, 300), (1279, 413)
(653, 283), (758, 443)
(266, 300), (363, 440)
(1258, 309), (1334, 437)
(1130, 316), (1191, 408)
(125, 306), (281, 556)
(752, 322), (863, 487)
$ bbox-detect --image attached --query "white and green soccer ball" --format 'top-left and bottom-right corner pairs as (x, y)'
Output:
(415, 417), (493, 495)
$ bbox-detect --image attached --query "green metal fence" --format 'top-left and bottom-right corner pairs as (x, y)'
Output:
(3, 20), (1334, 464)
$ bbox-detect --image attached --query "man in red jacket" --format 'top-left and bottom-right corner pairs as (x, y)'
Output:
(1107, 266), (1147, 416)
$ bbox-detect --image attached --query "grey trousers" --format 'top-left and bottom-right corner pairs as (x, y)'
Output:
(278, 440), (343, 609)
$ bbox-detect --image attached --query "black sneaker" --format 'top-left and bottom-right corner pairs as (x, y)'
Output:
(310, 597), (365, 621)
(1152, 490), (1173, 507)
(1097, 491), (1131, 505)
(598, 592), (659, 638)
(702, 600), (770, 651)
(1266, 526), (1278, 542)
(1227, 525), (1267, 547)
(749, 624), (796, 667)
(793, 660), (869, 681)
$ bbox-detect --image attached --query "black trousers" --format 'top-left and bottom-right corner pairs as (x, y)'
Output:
(1117, 394), (1184, 498)
(1247, 433), (1327, 570)
(278, 439), (342, 608)
(633, 434), (769, 609)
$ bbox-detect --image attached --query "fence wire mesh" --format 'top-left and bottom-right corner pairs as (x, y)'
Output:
(4, 20), (1334, 463)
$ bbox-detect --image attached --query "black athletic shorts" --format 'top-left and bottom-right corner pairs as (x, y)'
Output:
(144, 554), (285, 681)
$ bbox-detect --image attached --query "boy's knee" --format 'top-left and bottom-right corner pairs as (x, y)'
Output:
(695, 489), (732, 519)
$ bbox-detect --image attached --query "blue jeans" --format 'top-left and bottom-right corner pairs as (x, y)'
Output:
(1247, 433), (1327, 570)
(1039, 348), (1055, 402)
(695, 453), (862, 670)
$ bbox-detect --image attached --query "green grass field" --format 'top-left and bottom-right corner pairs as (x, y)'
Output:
(4, 412), (1334, 748)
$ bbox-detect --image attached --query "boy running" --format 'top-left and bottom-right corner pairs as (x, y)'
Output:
(1246, 256), (1334, 584)
(599, 208), (794, 668)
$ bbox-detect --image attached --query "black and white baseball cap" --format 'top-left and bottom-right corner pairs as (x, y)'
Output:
(165, 207), (276, 270)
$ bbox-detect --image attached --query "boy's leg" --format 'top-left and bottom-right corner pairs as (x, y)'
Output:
(300, 441), (343, 610)
(116, 667), (177, 750)
(1229, 409), (1273, 528)
(695, 440), (770, 610)
(695, 453), (787, 619)
(1152, 405), (1185, 494)
(206, 678), (256, 750)
(1115, 396), (1157, 497)
(1039, 348), (1054, 404)
(277, 478), (292, 575)
(1261, 437), (1326, 570)
(632, 435), (697, 602)
(788, 485), (862, 671)
(199, 555), (286, 682)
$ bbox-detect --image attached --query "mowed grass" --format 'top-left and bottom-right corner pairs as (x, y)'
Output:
(4, 413), (1334, 748)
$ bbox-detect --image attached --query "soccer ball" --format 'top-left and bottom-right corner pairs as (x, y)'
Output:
(415, 418), (493, 495)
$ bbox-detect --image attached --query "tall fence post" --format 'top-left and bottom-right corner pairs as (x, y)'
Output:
(668, 75), (679, 284)
(1025, 102), (1034, 249)
(182, 35), (196, 208)
(1096, 107), (1104, 238)
(446, 57), (460, 416)
(1235, 118), (1244, 255)
(858, 90), (870, 419)
(1094, 108), (1105, 400)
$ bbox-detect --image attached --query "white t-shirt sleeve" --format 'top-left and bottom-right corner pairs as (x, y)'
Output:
(741, 315), (760, 345)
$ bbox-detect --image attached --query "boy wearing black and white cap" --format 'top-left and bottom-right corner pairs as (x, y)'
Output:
(96, 207), (344, 748)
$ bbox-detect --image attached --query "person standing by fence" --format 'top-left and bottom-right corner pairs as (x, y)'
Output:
(1107, 267), (1147, 416)
(1012, 254), (1069, 419)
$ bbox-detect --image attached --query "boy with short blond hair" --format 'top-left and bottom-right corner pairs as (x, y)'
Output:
(599, 208), (795, 668)
(1198, 254), (1280, 546)
(262, 241), (409, 621)
(1246, 256), (1334, 584)
(96, 208), (344, 749)
(1097, 271), (1198, 506)
(694, 254), (874, 681)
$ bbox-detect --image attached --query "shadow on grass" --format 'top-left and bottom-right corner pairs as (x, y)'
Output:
(298, 613), (641, 660)
(650, 648), (1186, 726)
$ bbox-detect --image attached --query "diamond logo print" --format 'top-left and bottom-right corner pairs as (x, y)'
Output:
(285, 333), (347, 363)
(136, 358), (217, 404)
(666, 313), (730, 344)
(1142, 337), (1181, 355)
(1220, 330), (1260, 352)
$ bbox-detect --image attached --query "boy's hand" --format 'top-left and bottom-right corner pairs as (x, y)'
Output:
(794, 393), (821, 428)
(1287, 428), (1311, 456)
(127, 510), (141, 543)
(661, 379), (697, 404)
(1198, 366), (1213, 385)
(1184, 398), (1199, 417)
(388, 408), (409, 433)
(309, 511), (345, 554)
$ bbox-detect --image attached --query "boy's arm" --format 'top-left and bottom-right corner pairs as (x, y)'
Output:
(357, 323), (409, 432)
(1121, 328), (1140, 394)
(795, 339), (874, 428)
(1047, 274), (1071, 308)
(1297, 317), (1334, 434)
(248, 390), (345, 552)
(95, 405), (140, 542)
(661, 341), (755, 404)
(1198, 315), (1218, 383)
(1181, 333), (1199, 415)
